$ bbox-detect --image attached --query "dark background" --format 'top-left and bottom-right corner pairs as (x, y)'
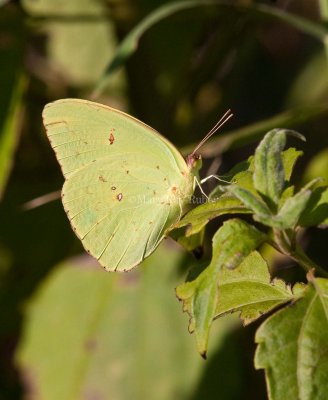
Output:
(1, 0), (328, 399)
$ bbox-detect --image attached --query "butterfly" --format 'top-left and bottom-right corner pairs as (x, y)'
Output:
(43, 99), (232, 271)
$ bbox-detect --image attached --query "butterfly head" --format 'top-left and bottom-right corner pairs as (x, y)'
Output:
(186, 153), (202, 175)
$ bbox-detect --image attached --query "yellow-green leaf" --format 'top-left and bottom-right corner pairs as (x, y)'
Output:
(216, 251), (298, 325)
(176, 219), (266, 357)
(255, 278), (328, 400)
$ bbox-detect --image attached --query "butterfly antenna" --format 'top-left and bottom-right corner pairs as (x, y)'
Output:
(192, 109), (233, 155)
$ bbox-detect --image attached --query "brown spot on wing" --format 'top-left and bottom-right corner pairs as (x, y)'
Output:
(111, 186), (116, 190)
(109, 133), (115, 145)
(117, 193), (123, 201)
(99, 176), (107, 182)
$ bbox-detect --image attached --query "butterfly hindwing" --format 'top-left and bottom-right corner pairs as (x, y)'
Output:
(43, 99), (194, 271)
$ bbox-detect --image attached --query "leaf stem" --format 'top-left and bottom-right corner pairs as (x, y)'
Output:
(272, 229), (328, 278)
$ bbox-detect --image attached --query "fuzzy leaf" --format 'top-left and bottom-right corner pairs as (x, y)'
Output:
(210, 147), (301, 202)
(176, 219), (266, 357)
(255, 277), (328, 400)
(222, 185), (272, 218)
(253, 129), (286, 203)
(175, 195), (249, 236)
(215, 251), (297, 324)
(274, 187), (312, 228)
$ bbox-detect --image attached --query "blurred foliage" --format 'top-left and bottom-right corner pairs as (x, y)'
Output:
(16, 245), (240, 400)
(0, 0), (328, 399)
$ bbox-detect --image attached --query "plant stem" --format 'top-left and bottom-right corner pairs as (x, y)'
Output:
(318, 0), (328, 63)
(272, 229), (328, 278)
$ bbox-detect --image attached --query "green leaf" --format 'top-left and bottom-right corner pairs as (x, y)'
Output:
(170, 227), (205, 255)
(278, 185), (295, 208)
(230, 170), (256, 192)
(287, 52), (328, 108)
(22, 0), (105, 15)
(255, 278), (328, 400)
(303, 147), (328, 183)
(254, 187), (311, 230)
(253, 129), (287, 204)
(221, 185), (272, 218)
(16, 244), (228, 400)
(176, 195), (250, 236)
(210, 148), (301, 202)
(23, 0), (121, 87)
(209, 161), (255, 200)
(299, 186), (328, 227)
(222, 182), (311, 230)
(176, 219), (266, 357)
(274, 187), (312, 229)
(215, 251), (297, 325)
(282, 148), (303, 181)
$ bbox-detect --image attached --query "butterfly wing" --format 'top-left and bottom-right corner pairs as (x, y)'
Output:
(43, 99), (194, 271)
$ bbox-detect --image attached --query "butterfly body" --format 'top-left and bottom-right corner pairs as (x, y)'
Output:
(43, 99), (200, 271)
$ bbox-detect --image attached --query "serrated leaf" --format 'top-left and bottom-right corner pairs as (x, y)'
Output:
(176, 219), (266, 357)
(253, 129), (287, 204)
(215, 251), (296, 324)
(299, 186), (328, 227)
(175, 195), (250, 235)
(255, 278), (328, 400)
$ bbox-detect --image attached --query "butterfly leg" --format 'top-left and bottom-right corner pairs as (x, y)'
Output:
(201, 175), (230, 184)
(193, 176), (209, 200)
